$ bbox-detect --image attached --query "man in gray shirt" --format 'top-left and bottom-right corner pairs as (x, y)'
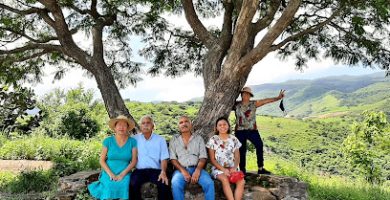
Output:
(169, 116), (215, 200)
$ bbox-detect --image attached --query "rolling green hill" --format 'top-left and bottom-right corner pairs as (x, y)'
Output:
(250, 72), (390, 118)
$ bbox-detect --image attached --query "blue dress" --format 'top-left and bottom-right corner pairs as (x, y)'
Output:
(88, 136), (137, 200)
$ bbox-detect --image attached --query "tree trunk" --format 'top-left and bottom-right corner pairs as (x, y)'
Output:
(193, 63), (251, 140)
(92, 62), (138, 126)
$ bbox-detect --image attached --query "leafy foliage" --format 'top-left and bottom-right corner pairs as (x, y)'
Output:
(58, 108), (99, 139)
(0, 83), (40, 135)
(343, 111), (389, 183)
(5, 170), (57, 193)
(37, 86), (101, 139)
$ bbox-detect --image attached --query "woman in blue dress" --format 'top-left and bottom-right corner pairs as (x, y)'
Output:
(88, 115), (138, 199)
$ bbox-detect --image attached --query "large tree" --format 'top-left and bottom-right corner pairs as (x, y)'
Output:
(1, 0), (390, 139)
(0, 0), (169, 124)
(142, 0), (390, 138)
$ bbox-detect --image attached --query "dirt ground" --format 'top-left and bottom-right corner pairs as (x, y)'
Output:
(0, 160), (54, 173)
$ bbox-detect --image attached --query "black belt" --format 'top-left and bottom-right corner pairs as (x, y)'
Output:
(184, 165), (197, 168)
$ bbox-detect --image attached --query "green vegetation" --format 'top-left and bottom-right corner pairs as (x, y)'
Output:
(247, 155), (390, 200)
(257, 73), (390, 118)
(0, 84), (38, 136)
(0, 84), (389, 199)
(343, 111), (389, 184)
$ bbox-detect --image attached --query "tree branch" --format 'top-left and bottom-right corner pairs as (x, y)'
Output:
(90, 0), (98, 18)
(0, 48), (58, 64)
(92, 14), (116, 59)
(37, 0), (91, 67)
(0, 43), (61, 54)
(219, 0), (234, 50)
(0, 26), (58, 44)
(0, 3), (40, 15)
(181, 0), (217, 49)
(224, 0), (258, 64)
(240, 0), (302, 66)
(253, 0), (281, 33)
(37, 9), (56, 28)
(269, 7), (343, 51)
(68, 0), (99, 19)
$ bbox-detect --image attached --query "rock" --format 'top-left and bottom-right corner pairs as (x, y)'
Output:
(251, 186), (277, 200)
(56, 170), (99, 200)
(55, 171), (308, 200)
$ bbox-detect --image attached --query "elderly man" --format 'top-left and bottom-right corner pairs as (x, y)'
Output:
(130, 115), (171, 200)
(169, 116), (215, 200)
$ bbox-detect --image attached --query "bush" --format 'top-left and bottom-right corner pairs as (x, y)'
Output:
(58, 108), (99, 140)
(36, 86), (103, 139)
(0, 135), (101, 163)
(2, 170), (57, 193)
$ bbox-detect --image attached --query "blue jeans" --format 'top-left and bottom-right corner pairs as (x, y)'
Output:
(171, 167), (215, 200)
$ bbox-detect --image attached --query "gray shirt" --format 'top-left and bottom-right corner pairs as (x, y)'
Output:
(169, 134), (208, 167)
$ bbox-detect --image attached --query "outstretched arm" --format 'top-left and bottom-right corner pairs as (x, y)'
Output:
(255, 90), (285, 107)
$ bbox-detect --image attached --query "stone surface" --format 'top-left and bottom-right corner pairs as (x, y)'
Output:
(56, 170), (99, 200)
(251, 186), (277, 200)
(0, 159), (54, 172)
(55, 171), (308, 200)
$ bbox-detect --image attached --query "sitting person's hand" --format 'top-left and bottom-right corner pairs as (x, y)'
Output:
(158, 171), (169, 185)
(115, 173), (126, 181)
(191, 169), (201, 184)
(229, 167), (237, 173)
(223, 168), (231, 176)
(181, 170), (191, 182)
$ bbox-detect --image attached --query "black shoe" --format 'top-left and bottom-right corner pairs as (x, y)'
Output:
(258, 168), (271, 175)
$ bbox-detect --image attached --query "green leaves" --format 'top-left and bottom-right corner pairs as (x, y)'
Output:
(0, 83), (37, 135)
(342, 111), (389, 184)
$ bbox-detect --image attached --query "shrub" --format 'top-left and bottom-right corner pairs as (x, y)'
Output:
(3, 170), (57, 193)
(58, 108), (99, 140)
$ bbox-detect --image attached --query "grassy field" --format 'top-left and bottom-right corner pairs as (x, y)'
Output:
(246, 153), (390, 200)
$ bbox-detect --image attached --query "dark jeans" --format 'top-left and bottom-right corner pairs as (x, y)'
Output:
(235, 129), (264, 173)
(130, 168), (172, 200)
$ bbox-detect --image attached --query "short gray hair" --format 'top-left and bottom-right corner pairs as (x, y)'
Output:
(139, 115), (155, 126)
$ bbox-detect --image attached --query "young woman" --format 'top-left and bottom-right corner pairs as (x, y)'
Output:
(206, 117), (244, 200)
(88, 115), (137, 200)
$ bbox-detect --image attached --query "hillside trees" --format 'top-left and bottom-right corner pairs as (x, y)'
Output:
(37, 86), (102, 139)
(343, 111), (389, 184)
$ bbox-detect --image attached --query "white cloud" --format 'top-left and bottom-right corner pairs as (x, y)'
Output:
(121, 74), (204, 102)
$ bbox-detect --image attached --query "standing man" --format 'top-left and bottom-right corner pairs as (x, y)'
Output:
(169, 116), (215, 200)
(130, 115), (171, 200)
(234, 86), (285, 175)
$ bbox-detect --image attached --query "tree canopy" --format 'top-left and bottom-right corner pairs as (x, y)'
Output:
(0, 0), (175, 122)
(143, 0), (390, 137)
(1, 0), (389, 138)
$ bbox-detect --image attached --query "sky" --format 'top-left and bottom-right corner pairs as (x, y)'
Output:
(25, 12), (385, 102)
(28, 55), (383, 102)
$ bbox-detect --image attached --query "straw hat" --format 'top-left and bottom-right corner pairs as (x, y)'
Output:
(241, 86), (254, 97)
(108, 115), (135, 131)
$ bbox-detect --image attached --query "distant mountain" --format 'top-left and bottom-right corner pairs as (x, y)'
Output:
(250, 72), (390, 118)
(188, 72), (390, 118)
